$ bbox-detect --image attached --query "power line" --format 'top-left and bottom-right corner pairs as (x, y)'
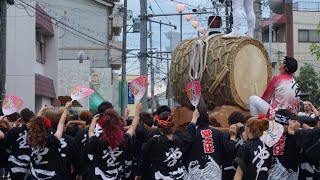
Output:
(153, 0), (171, 24)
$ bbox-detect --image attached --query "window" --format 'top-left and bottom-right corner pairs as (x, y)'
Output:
(298, 29), (320, 43)
(36, 32), (46, 63)
(309, 30), (320, 42)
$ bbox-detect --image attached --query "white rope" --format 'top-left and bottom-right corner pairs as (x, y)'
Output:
(189, 40), (206, 81)
(188, 34), (222, 81)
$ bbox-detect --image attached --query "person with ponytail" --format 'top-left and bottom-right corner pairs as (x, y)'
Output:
(184, 106), (238, 180)
(6, 108), (34, 180)
(87, 102), (142, 179)
(27, 101), (72, 179)
(249, 56), (300, 119)
(135, 108), (199, 180)
(71, 101), (114, 179)
(234, 116), (272, 180)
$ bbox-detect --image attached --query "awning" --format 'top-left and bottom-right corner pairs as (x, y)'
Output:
(261, 14), (286, 29)
(36, 4), (54, 36)
(35, 74), (56, 99)
(58, 96), (82, 107)
(90, 92), (104, 110)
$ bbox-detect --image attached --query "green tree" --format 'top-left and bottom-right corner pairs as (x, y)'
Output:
(296, 63), (320, 104)
(310, 22), (320, 60)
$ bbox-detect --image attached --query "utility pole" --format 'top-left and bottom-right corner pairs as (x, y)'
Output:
(253, 0), (262, 41)
(225, 0), (231, 33)
(140, 0), (148, 111)
(0, 0), (8, 105)
(268, 10), (272, 62)
(166, 53), (170, 106)
(121, 0), (127, 116)
(149, 21), (154, 114)
(285, 0), (294, 57)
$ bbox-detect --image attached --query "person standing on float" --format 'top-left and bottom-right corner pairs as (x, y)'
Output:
(222, 0), (256, 38)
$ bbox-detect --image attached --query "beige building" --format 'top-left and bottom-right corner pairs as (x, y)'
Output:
(261, 1), (320, 76)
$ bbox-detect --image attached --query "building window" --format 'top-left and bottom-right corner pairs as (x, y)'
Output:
(36, 32), (46, 63)
(298, 29), (320, 43)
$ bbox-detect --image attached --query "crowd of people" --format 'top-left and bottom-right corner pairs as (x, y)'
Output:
(0, 56), (319, 180)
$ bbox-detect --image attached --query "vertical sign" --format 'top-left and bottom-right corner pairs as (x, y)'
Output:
(128, 82), (135, 104)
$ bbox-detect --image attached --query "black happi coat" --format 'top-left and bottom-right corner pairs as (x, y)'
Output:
(268, 133), (300, 179)
(59, 133), (75, 179)
(0, 128), (9, 169)
(29, 134), (68, 180)
(137, 123), (196, 180)
(184, 125), (236, 180)
(6, 126), (31, 177)
(234, 138), (272, 180)
(222, 132), (244, 180)
(71, 123), (103, 179)
(88, 133), (132, 180)
(134, 122), (161, 180)
(295, 128), (320, 179)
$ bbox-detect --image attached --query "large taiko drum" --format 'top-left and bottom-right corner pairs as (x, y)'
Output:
(170, 35), (272, 110)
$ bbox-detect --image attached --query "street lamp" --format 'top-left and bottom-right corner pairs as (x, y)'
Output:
(176, 3), (185, 42)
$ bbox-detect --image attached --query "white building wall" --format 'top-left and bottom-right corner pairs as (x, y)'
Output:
(6, 1), (37, 111)
(58, 60), (91, 110)
(264, 10), (320, 76)
(39, 0), (121, 109)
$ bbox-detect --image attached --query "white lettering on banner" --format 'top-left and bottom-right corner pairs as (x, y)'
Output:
(102, 147), (123, 167)
(253, 145), (270, 174)
(31, 148), (49, 165)
(164, 148), (182, 167)
(17, 130), (29, 148)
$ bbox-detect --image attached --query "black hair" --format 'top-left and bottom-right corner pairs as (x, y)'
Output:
(284, 56), (298, 74)
(139, 112), (154, 127)
(157, 111), (174, 135)
(20, 108), (34, 122)
(228, 111), (245, 125)
(70, 115), (79, 121)
(156, 105), (171, 115)
(197, 106), (210, 126)
(98, 101), (114, 115)
(7, 112), (21, 122)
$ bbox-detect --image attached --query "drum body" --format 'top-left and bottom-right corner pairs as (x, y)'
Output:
(170, 35), (272, 110)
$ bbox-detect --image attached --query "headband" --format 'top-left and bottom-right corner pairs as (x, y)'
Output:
(155, 115), (173, 127)
(275, 112), (290, 125)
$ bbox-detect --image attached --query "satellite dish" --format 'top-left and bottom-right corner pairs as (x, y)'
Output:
(269, 0), (285, 14)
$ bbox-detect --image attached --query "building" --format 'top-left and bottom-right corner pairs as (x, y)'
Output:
(261, 1), (320, 75)
(39, 0), (123, 112)
(6, 1), (59, 113)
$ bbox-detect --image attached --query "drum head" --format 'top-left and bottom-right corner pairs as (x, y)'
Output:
(232, 44), (269, 109)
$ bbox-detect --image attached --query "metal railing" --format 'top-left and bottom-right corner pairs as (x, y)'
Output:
(293, 1), (320, 12)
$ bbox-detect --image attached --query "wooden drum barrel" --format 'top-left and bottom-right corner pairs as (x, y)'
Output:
(170, 35), (272, 110)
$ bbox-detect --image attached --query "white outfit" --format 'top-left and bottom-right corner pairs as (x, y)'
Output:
(297, 112), (316, 118)
(222, 0), (256, 38)
(249, 95), (270, 117)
